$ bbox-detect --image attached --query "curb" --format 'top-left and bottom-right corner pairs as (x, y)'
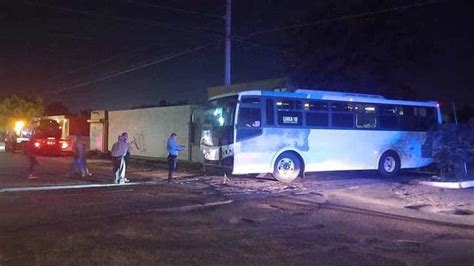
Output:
(418, 180), (474, 189)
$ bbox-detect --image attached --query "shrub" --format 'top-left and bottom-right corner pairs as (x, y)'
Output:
(430, 124), (474, 180)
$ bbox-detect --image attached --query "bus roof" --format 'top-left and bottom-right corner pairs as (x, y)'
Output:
(210, 89), (439, 108)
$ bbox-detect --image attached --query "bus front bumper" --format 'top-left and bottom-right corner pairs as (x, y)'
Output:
(201, 144), (234, 170)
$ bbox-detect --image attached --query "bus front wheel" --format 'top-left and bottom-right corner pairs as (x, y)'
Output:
(273, 152), (302, 183)
(378, 151), (400, 177)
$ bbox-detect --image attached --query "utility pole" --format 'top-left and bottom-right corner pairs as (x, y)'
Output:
(225, 0), (232, 86)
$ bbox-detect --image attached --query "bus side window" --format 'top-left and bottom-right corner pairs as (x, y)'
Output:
(399, 106), (418, 131)
(278, 111), (302, 126)
(241, 97), (261, 104)
(305, 100), (329, 127)
(237, 107), (262, 141)
(379, 105), (399, 129)
(238, 107), (261, 128)
(427, 108), (438, 128)
(276, 99), (303, 126)
(266, 99), (275, 125)
(355, 104), (377, 129)
(331, 102), (354, 128)
(276, 99), (294, 110)
(306, 113), (328, 127)
(416, 107), (438, 131)
(295, 100), (302, 110)
(304, 101), (328, 111)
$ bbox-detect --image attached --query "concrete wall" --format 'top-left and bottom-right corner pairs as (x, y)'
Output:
(107, 105), (202, 161)
(89, 110), (107, 152)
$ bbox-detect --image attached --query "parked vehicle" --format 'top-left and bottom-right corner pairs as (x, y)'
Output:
(45, 115), (90, 153)
(4, 118), (62, 155)
(201, 89), (442, 182)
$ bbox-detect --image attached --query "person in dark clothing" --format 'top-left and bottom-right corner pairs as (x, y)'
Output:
(166, 133), (185, 182)
(25, 140), (39, 179)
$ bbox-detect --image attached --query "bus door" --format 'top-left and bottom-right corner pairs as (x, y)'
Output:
(233, 97), (268, 174)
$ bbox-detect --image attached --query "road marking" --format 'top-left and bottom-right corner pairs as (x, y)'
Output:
(60, 188), (136, 196)
(0, 181), (156, 193)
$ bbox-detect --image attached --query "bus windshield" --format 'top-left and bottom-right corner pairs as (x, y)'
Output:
(204, 96), (238, 127)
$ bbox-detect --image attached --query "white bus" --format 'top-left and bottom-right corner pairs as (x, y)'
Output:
(200, 89), (441, 182)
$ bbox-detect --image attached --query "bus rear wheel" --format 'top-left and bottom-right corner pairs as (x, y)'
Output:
(378, 151), (400, 177)
(273, 152), (302, 183)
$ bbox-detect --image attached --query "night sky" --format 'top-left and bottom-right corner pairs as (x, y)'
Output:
(1, 0), (473, 112)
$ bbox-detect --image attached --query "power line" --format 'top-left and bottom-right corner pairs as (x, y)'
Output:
(23, 1), (287, 86)
(232, 36), (288, 55)
(47, 37), (285, 86)
(48, 33), (284, 83)
(32, 0), (439, 96)
(47, 42), (216, 95)
(38, 0), (443, 95)
(23, 1), (223, 37)
(122, 0), (224, 19)
(49, 18), (225, 81)
(50, 36), (287, 96)
(0, 26), (92, 41)
(247, 0), (446, 37)
(49, 42), (165, 80)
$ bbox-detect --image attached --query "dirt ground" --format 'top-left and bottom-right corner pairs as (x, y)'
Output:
(1, 151), (474, 265)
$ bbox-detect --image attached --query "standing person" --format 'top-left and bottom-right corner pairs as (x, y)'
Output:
(25, 139), (39, 179)
(69, 136), (81, 177)
(166, 133), (185, 183)
(121, 132), (131, 182)
(122, 132), (130, 165)
(70, 137), (92, 178)
(111, 135), (130, 184)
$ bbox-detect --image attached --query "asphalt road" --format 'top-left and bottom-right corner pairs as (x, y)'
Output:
(1, 151), (474, 265)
